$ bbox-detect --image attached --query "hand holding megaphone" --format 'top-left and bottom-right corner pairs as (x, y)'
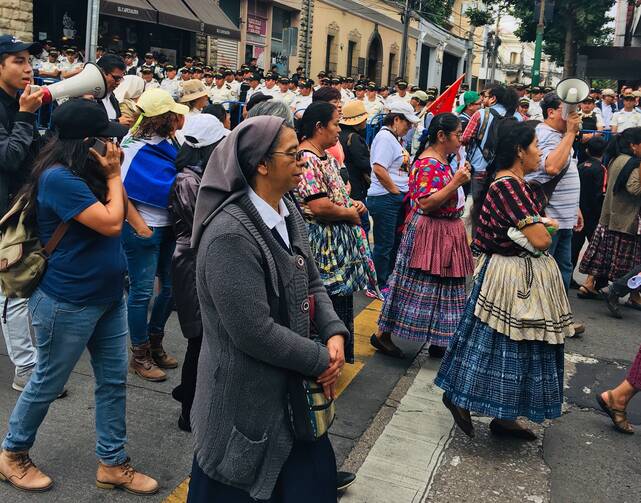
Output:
(19, 82), (44, 113)
(30, 62), (108, 105)
(555, 77), (590, 120)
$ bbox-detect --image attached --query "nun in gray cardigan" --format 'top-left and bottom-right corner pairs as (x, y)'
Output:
(189, 115), (349, 502)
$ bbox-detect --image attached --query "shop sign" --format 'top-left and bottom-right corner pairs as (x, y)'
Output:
(247, 15), (267, 36)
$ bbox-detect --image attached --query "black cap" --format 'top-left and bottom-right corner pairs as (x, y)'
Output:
(192, 67), (203, 73)
(366, 84), (377, 91)
(140, 65), (153, 73)
(279, 76), (290, 84)
(317, 70), (326, 77)
(145, 52), (153, 57)
(165, 64), (176, 71)
(354, 84), (364, 91)
(331, 78), (340, 84)
(530, 86), (542, 93)
(249, 72), (261, 81)
(53, 99), (128, 139)
(213, 72), (223, 79)
(184, 56), (193, 62)
(320, 77), (330, 84)
(127, 47), (136, 53)
(245, 92), (273, 112)
(582, 96), (595, 103)
(224, 69), (233, 76)
(265, 72), (276, 80)
(346, 77), (354, 83)
(185, 67), (195, 74)
(299, 78), (313, 88)
(397, 81), (408, 88)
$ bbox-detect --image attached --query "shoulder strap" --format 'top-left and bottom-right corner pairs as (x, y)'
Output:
(43, 221), (70, 257)
(347, 132), (356, 147)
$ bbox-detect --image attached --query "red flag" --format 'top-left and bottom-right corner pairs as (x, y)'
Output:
(425, 74), (466, 116)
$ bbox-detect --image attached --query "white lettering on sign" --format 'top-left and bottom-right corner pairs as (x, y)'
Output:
(117, 6), (140, 15)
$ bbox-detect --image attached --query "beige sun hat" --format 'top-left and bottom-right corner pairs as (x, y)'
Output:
(178, 79), (209, 103)
(339, 100), (369, 126)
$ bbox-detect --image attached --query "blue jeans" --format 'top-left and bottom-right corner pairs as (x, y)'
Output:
(2, 289), (128, 465)
(366, 192), (406, 288)
(549, 228), (573, 291)
(122, 223), (175, 346)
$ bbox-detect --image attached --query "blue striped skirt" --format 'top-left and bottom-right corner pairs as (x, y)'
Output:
(435, 257), (564, 423)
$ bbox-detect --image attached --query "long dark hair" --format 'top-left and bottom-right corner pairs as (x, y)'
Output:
(20, 135), (108, 223)
(297, 101), (336, 141)
(606, 126), (641, 160)
(413, 112), (460, 165)
(471, 121), (536, 227)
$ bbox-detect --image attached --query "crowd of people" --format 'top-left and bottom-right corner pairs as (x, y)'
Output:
(0, 32), (641, 501)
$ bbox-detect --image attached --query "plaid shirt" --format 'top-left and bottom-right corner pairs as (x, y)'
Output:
(461, 110), (482, 145)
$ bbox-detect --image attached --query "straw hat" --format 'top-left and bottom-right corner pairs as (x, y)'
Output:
(178, 79), (209, 103)
(339, 100), (368, 126)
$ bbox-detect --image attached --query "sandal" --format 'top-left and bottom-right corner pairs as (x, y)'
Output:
(369, 334), (405, 359)
(596, 391), (635, 434)
(577, 285), (600, 300)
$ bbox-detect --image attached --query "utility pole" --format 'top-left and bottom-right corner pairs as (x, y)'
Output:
(531, 0), (546, 86)
(489, 8), (501, 83)
(399, 0), (411, 80)
(84, 0), (100, 63)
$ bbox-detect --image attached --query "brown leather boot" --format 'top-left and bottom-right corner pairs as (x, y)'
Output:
(0, 449), (53, 492)
(96, 458), (158, 495)
(129, 342), (166, 382)
(149, 332), (178, 369)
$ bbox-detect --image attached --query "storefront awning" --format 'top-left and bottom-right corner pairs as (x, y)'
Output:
(146, 0), (202, 32)
(183, 0), (241, 40)
(100, 0), (158, 24)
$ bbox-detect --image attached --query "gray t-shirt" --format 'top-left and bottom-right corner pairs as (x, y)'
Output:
(526, 123), (580, 229)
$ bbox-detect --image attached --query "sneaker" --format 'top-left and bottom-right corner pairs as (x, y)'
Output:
(337, 471), (356, 491)
(12, 370), (68, 399)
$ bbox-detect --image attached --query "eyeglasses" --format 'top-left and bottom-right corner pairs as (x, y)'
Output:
(271, 151), (305, 161)
(109, 73), (124, 82)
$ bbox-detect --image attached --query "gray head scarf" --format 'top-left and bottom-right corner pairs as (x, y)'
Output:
(192, 115), (286, 249)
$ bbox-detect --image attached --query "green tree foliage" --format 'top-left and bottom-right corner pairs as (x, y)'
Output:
(412, 0), (455, 27)
(507, 0), (615, 73)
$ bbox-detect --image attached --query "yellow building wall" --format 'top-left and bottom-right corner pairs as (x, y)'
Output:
(311, 0), (418, 85)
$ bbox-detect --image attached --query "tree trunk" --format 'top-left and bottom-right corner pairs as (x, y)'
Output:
(563, 11), (576, 77)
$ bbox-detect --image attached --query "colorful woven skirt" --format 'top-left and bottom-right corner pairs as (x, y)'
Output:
(435, 257), (565, 422)
(377, 213), (471, 347)
(307, 221), (377, 297)
(579, 224), (641, 281)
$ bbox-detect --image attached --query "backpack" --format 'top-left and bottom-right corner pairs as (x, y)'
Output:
(477, 108), (516, 162)
(0, 195), (68, 299)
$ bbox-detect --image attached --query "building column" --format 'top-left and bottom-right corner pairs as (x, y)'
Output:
(0, 0), (33, 41)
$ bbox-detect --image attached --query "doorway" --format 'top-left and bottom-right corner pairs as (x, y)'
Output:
(366, 32), (383, 84)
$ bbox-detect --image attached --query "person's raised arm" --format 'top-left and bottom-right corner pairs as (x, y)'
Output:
(0, 84), (43, 172)
(74, 142), (125, 236)
(544, 112), (581, 176)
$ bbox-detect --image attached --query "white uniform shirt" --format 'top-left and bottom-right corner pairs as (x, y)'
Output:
(611, 110), (641, 132)
(58, 59), (83, 78)
(291, 94), (313, 116)
(209, 84), (234, 105)
(364, 95), (386, 118)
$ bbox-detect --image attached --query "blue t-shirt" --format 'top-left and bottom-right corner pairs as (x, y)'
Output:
(37, 166), (126, 305)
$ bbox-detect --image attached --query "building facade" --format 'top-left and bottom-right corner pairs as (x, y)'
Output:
(305, 0), (419, 85)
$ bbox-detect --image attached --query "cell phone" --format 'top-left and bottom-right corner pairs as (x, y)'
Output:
(91, 138), (107, 156)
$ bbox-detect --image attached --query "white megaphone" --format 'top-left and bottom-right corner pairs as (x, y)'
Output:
(31, 62), (108, 104)
(555, 77), (590, 119)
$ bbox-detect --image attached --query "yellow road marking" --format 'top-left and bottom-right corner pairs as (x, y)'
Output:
(164, 298), (381, 502)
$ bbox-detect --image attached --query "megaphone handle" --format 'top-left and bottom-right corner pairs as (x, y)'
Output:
(40, 87), (53, 105)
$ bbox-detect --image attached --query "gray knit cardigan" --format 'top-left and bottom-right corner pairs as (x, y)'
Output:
(192, 195), (349, 500)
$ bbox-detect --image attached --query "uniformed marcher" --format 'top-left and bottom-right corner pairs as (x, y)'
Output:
(261, 72), (280, 97)
(140, 65), (160, 90)
(209, 72), (234, 107)
(291, 78), (314, 118)
(363, 83), (386, 118)
(276, 76), (295, 105)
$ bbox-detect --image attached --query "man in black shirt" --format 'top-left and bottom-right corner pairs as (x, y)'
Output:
(0, 34), (44, 392)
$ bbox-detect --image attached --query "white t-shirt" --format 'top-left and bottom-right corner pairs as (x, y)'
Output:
(367, 127), (411, 196)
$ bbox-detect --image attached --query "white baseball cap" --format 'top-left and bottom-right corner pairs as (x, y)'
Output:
(388, 101), (420, 123)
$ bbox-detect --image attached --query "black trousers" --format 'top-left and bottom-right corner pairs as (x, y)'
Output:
(174, 336), (202, 423)
(187, 434), (337, 503)
(611, 265), (641, 298)
(328, 294), (354, 363)
(571, 216), (599, 270)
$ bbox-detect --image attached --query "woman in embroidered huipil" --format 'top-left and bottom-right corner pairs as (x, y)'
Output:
(371, 114), (474, 359)
(436, 121), (574, 440)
